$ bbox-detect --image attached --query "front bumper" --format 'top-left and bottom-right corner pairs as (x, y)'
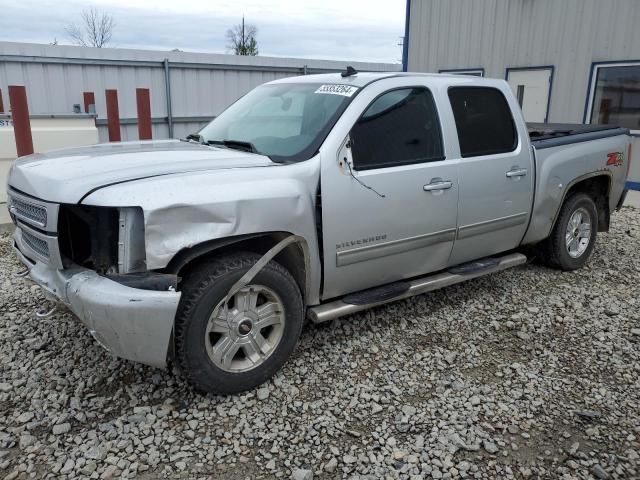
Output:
(13, 230), (181, 368)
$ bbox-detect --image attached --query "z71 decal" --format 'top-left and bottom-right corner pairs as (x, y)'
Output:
(606, 152), (624, 166)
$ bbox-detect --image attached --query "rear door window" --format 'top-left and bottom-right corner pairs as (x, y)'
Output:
(448, 87), (517, 157)
(350, 87), (444, 170)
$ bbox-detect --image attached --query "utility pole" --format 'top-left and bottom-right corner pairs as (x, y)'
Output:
(241, 16), (245, 52)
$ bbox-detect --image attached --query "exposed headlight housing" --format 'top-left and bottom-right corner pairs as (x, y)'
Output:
(58, 205), (146, 274)
(117, 207), (147, 274)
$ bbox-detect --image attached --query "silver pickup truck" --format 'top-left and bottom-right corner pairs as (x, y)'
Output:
(7, 71), (631, 394)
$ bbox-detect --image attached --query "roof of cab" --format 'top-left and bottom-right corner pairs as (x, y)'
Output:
(268, 72), (397, 88)
(267, 71), (497, 88)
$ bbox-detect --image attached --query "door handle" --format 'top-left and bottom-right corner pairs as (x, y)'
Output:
(423, 180), (453, 191)
(506, 168), (528, 178)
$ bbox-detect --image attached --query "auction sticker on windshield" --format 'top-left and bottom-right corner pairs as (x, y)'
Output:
(315, 84), (359, 97)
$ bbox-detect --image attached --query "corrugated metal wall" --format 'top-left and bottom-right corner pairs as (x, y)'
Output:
(0, 42), (400, 142)
(407, 0), (640, 123)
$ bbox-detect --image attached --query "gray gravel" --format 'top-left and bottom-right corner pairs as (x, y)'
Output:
(1, 207), (640, 480)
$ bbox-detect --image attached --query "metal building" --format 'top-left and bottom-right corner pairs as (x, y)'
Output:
(403, 0), (640, 188)
(0, 42), (398, 142)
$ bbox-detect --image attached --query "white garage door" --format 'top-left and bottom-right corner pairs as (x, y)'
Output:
(507, 68), (553, 122)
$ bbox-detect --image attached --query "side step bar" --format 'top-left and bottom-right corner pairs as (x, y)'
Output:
(307, 252), (527, 324)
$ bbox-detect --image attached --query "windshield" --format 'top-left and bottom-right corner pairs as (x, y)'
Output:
(198, 83), (357, 162)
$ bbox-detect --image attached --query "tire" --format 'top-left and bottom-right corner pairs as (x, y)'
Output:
(537, 192), (598, 271)
(174, 252), (304, 395)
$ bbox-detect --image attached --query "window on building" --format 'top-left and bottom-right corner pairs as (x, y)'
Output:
(587, 62), (640, 132)
(448, 87), (517, 158)
(439, 69), (484, 77)
(350, 87), (444, 170)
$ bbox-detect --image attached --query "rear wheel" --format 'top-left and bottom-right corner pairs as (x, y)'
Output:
(537, 192), (598, 271)
(174, 252), (304, 395)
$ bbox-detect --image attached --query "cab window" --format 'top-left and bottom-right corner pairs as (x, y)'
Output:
(350, 87), (444, 170)
(448, 87), (517, 157)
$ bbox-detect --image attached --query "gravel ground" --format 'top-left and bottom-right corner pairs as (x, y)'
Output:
(1, 208), (639, 480)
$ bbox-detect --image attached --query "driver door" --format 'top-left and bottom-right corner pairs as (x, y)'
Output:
(320, 80), (459, 299)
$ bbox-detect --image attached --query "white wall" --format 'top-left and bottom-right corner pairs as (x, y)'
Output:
(0, 115), (99, 159)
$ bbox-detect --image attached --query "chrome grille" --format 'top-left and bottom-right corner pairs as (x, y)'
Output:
(9, 190), (63, 268)
(21, 229), (50, 259)
(10, 196), (47, 227)
(7, 188), (60, 233)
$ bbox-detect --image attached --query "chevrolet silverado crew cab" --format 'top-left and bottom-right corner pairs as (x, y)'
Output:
(7, 71), (631, 394)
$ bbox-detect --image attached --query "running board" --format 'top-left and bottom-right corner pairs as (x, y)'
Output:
(307, 252), (527, 324)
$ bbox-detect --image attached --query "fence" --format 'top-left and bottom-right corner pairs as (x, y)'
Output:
(0, 42), (400, 142)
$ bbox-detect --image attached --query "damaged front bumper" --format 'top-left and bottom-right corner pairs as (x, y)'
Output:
(13, 229), (181, 368)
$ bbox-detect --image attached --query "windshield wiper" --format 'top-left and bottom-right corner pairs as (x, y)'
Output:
(207, 139), (259, 154)
(180, 133), (204, 143)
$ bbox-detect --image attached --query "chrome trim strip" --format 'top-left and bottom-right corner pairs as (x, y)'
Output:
(336, 228), (457, 267)
(457, 212), (528, 240)
(15, 221), (63, 269)
(7, 188), (60, 232)
(309, 252), (528, 323)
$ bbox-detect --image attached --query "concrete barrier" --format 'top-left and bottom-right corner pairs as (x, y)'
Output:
(0, 113), (99, 216)
(0, 158), (11, 203)
(0, 114), (99, 159)
(1, 157), (12, 226)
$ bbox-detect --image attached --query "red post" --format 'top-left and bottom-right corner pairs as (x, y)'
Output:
(8, 85), (34, 157)
(83, 91), (95, 113)
(0, 88), (4, 113)
(105, 89), (121, 142)
(136, 88), (152, 140)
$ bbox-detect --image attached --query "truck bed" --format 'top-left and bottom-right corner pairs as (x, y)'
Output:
(528, 123), (630, 150)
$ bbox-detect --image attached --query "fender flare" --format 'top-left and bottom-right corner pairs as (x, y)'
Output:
(549, 171), (612, 234)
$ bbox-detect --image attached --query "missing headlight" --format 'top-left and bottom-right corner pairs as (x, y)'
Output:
(58, 205), (119, 273)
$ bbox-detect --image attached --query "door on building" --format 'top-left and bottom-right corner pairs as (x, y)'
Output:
(506, 67), (553, 122)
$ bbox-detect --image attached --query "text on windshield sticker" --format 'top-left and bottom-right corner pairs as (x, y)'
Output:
(315, 84), (359, 97)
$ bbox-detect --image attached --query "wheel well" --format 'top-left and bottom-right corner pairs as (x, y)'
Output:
(562, 175), (610, 232)
(167, 232), (308, 301)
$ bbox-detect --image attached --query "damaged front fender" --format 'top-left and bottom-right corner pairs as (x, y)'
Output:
(81, 158), (323, 304)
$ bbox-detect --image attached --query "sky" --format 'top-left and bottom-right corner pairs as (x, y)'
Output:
(0, 0), (406, 64)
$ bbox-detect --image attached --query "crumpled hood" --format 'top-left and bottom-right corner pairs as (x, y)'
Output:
(8, 139), (275, 203)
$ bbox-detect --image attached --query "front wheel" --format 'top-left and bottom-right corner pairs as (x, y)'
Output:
(174, 252), (304, 395)
(538, 192), (598, 271)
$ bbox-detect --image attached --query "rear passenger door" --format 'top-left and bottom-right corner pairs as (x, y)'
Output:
(447, 86), (534, 265)
(320, 81), (459, 299)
